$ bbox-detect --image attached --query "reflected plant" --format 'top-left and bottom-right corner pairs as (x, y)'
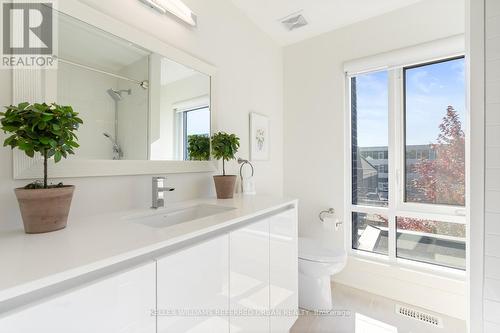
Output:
(187, 134), (210, 161)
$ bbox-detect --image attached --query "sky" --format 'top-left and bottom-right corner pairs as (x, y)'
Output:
(355, 58), (466, 147)
(355, 71), (389, 147)
(186, 107), (210, 135)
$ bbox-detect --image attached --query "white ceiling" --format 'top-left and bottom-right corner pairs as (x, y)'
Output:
(230, 0), (425, 46)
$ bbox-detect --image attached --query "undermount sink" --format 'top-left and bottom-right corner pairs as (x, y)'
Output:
(127, 204), (236, 228)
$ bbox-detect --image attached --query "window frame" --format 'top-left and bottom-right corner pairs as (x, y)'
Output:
(344, 56), (467, 275)
(399, 56), (467, 216)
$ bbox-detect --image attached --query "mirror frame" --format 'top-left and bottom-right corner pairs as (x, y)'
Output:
(12, 0), (217, 180)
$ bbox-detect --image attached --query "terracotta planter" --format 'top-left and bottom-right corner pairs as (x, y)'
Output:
(14, 185), (75, 234)
(213, 175), (236, 199)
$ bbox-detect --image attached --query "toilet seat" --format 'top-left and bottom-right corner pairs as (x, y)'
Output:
(298, 237), (346, 263)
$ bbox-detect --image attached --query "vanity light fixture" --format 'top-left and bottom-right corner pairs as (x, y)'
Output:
(138, 0), (197, 27)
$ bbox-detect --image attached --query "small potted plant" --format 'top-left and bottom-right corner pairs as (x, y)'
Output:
(187, 134), (210, 161)
(0, 102), (83, 234)
(211, 131), (240, 199)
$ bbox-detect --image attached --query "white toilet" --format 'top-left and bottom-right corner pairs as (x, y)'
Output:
(298, 237), (347, 311)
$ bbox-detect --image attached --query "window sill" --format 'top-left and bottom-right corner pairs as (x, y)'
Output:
(348, 249), (466, 282)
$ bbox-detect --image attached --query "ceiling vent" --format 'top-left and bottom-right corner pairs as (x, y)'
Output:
(281, 12), (308, 31)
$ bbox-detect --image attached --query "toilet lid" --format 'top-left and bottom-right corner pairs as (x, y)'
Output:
(298, 238), (346, 263)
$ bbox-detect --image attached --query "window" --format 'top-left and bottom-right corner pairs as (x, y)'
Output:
(396, 216), (465, 269)
(348, 56), (466, 271)
(352, 212), (388, 255)
(351, 70), (389, 208)
(404, 58), (466, 206)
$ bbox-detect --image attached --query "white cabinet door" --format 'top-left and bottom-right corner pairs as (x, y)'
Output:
(0, 262), (156, 333)
(269, 209), (298, 332)
(229, 219), (270, 333)
(157, 234), (230, 333)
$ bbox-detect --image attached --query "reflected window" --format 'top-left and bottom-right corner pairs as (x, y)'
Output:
(179, 106), (210, 160)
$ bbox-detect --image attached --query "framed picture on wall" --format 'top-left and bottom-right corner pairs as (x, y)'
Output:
(250, 112), (269, 161)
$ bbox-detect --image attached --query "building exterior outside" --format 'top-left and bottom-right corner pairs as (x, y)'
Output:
(355, 145), (436, 205)
(352, 144), (465, 270)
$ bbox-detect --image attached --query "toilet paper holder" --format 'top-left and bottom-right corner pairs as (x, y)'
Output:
(318, 208), (335, 222)
(319, 208), (343, 229)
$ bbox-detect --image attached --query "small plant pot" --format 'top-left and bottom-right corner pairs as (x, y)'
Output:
(14, 185), (75, 234)
(213, 175), (236, 199)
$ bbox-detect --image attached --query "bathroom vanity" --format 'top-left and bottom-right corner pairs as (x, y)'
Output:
(0, 196), (298, 333)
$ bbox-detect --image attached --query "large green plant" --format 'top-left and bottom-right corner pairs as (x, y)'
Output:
(0, 102), (82, 189)
(187, 134), (210, 161)
(211, 132), (240, 176)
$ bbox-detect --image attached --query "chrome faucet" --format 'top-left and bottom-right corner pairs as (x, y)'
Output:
(152, 176), (175, 209)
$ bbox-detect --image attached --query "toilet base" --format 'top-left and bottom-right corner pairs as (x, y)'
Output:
(298, 272), (332, 311)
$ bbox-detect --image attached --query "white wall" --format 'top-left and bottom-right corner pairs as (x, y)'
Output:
(466, 0), (485, 331)
(0, 0), (283, 230)
(283, 0), (466, 319)
(483, 0), (500, 331)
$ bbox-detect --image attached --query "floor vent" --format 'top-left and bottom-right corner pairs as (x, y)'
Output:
(395, 304), (443, 328)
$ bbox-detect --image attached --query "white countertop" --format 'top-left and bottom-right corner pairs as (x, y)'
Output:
(0, 195), (296, 303)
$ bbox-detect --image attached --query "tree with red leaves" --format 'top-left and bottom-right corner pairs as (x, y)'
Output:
(397, 106), (466, 236)
(377, 106), (466, 236)
(410, 105), (465, 206)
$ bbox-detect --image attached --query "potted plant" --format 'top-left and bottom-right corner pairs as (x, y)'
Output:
(187, 134), (210, 161)
(211, 131), (240, 199)
(0, 102), (83, 234)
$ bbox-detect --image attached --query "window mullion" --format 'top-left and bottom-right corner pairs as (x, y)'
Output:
(345, 74), (353, 253)
(388, 68), (401, 261)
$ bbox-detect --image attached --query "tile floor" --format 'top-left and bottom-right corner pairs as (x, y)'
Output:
(290, 283), (466, 333)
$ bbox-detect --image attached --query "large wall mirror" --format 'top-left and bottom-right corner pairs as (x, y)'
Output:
(13, 1), (216, 179)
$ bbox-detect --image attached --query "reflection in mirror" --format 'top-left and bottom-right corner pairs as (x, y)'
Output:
(55, 11), (211, 162)
(150, 56), (211, 161)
